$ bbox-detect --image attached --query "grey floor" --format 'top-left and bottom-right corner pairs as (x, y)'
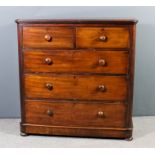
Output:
(0, 116), (155, 148)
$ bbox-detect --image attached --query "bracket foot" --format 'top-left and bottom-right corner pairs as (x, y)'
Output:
(20, 132), (29, 136)
(126, 137), (133, 141)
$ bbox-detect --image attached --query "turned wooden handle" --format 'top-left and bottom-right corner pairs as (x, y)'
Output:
(97, 111), (105, 118)
(99, 35), (107, 41)
(46, 109), (53, 116)
(98, 85), (106, 92)
(99, 59), (106, 66)
(45, 83), (53, 90)
(44, 34), (52, 41)
(45, 57), (53, 65)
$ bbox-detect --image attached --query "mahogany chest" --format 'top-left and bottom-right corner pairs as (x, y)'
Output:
(16, 19), (137, 140)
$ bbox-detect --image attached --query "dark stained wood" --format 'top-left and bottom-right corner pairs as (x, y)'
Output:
(16, 19), (137, 139)
(126, 24), (137, 127)
(15, 19), (138, 24)
(76, 27), (130, 48)
(24, 50), (129, 74)
(22, 123), (132, 138)
(17, 24), (26, 124)
(24, 74), (127, 100)
(23, 27), (74, 49)
(24, 100), (126, 128)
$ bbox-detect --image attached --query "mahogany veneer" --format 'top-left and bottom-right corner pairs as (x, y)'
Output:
(16, 19), (137, 140)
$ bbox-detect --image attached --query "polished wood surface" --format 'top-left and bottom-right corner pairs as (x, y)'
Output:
(15, 19), (138, 24)
(22, 124), (132, 138)
(76, 27), (130, 48)
(25, 100), (126, 128)
(16, 19), (137, 139)
(24, 50), (129, 74)
(23, 27), (74, 49)
(24, 74), (127, 100)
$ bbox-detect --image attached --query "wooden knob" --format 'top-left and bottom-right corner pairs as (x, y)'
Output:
(99, 59), (106, 66)
(47, 110), (53, 116)
(45, 57), (53, 65)
(99, 35), (107, 41)
(44, 34), (52, 41)
(98, 85), (105, 92)
(45, 83), (53, 90)
(97, 111), (105, 118)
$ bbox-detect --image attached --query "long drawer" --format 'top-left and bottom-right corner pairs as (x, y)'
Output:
(24, 50), (129, 74)
(24, 74), (127, 100)
(25, 100), (127, 128)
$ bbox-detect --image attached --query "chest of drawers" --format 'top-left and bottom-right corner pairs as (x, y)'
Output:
(16, 19), (137, 140)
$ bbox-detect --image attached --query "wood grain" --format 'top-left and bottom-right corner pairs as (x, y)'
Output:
(24, 100), (126, 128)
(24, 74), (127, 100)
(22, 123), (132, 138)
(24, 50), (129, 74)
(16, 19), (137, 139)
(23, 27), (74, 49)
(76, 27), (130, 48)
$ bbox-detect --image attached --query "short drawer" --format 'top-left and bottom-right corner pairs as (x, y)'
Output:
(23, 27), (74, 49)
(76, 27), (130, 48)
(24, 74), (127, 100)
(25, 100), (127, 128)
(24, 50), (129, 74)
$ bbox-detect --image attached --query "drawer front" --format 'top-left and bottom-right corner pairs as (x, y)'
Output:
(25, 100), (126, 128)
(23, 27), (74, 49)
(24, 50), (129, 74)
(24, 75), (127, 100)
(76, 27), (130, 48)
